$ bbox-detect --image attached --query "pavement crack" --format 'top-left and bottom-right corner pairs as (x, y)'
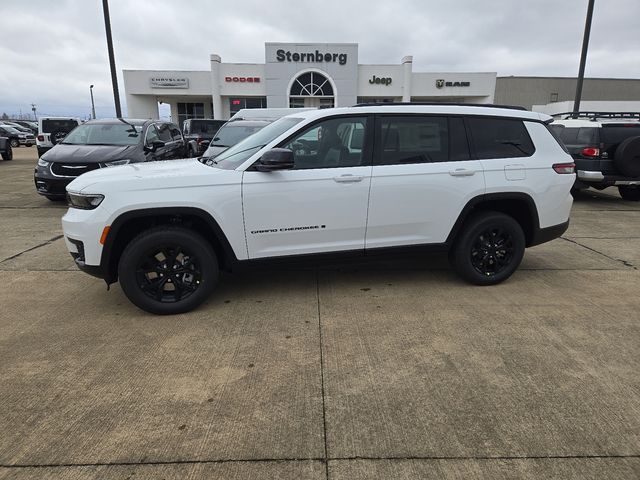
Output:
(3, 454), (640, 470)
(0, 235), (64, 264)
(560, 237), (637, 270)
(316, 268), (330, 480)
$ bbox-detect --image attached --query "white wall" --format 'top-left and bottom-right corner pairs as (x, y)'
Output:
(411, 72), (496, 101)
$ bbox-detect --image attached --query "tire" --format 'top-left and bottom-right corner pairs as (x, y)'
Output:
(50, 130), (66, 146)
(118, 226), (218, 315)
(450, 211), (526, 285)
(1, 145), (12, 161)
(9, 139), (19, 148)
(613, 136), (640, 177)
(619, 185), (640, 201)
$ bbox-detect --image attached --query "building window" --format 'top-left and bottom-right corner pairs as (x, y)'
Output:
(229, 97), (267, 117)
(550, 92), (559, 103)
(177, 103), (204, 129)
(289, 71), (335, 108)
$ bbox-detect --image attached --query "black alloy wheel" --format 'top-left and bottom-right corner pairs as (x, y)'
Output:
(1, 145), (12, 161)
(450, 211), (525, 285)
(118, 227), (218, 314)
(9, 139), (19, 148)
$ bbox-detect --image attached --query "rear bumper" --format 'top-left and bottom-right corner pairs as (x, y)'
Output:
(577, 170), (640, 187)
(529, 220), (570, 247)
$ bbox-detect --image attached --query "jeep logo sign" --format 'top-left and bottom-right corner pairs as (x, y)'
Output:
(369, 75), (392, 86)
(436, 79), (471, 88)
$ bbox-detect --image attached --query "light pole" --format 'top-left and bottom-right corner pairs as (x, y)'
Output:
(90, 85), (96, 119)
(31, 103), (37, 121)
(572, 0), (596, 118)
(102, 0), (122, 117)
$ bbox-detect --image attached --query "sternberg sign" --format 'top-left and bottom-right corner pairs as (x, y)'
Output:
(276, 49), (348, 65)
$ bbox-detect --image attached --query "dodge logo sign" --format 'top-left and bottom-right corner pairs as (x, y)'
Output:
(225, 77), (261, 83)
(436, 79), (445, 89)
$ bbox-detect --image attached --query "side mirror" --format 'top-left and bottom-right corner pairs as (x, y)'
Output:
(255, 148), (294, 172)
(145, 140), (165, 152)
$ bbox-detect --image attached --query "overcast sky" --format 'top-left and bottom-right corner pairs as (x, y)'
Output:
(1, 0), (638, 119)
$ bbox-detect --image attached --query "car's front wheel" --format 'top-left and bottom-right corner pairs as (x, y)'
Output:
(118, 226), (219, 314)
(450, 211), (525, 285)
(9, 139), (19, 148)
(1, 145), (12, 161)
(619, 185), (640, 201)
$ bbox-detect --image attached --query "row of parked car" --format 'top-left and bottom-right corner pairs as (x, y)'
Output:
(32, 109), (299, 200)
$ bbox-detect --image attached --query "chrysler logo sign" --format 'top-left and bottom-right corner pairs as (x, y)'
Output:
(149, 77), (189, 89)
(436, 79), (471, 88)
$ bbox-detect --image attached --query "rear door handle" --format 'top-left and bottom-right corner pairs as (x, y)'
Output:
(333, 174), (364, 183)
(449, 168), (476, 177)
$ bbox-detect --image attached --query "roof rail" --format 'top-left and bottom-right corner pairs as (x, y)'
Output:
(352, 102), (528, 111)
(556, 111), (640, 120)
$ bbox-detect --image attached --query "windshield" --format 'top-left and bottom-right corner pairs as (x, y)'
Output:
(211, 123), (269, 147)
(61, 123), (143, 146)
(213, 117), (304, 170)
(1, 126), (21, 134)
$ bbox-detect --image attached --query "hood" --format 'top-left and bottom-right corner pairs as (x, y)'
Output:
(67, 158), (231, 193)
(42, 143), (139, 164)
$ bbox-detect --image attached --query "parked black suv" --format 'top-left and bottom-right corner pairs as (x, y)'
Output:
(0, 124), (35, 148)
(182, 118), (226, 155)
(34, 118), (194, 201)
(550, 112), (640, 200)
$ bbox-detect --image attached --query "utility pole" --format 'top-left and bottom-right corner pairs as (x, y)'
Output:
(31, 104), (37, 121)
(572, 0), (595, 118)
(102, 0), (122, 117)
(90, 85), (96, 119)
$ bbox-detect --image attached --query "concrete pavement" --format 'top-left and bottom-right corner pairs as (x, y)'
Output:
(0, 148), (639, 479)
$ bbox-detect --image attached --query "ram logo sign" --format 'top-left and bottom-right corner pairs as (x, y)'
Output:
(436, 79), (471, 89)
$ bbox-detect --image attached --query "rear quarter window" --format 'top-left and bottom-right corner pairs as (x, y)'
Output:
(41, 120), (78, 133)
(467, 117), (535, 159)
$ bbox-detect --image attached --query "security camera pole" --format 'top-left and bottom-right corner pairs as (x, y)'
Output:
(572, 0), (595, 118)
(102, 0), (122, 118)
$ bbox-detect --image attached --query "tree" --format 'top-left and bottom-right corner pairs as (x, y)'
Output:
(1, 113), (8, 120)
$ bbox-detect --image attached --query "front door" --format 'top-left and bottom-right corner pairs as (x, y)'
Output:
(242, 115), (372, 258)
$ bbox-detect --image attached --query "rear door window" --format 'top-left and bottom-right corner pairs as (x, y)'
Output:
(467, 117), (535, 159)
(376, 116), (449, 165)
(157, 124), (173, 142)
(42, 119), (78, 133)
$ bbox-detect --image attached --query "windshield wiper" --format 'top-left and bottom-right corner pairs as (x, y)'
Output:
(117, 118), (139, 134)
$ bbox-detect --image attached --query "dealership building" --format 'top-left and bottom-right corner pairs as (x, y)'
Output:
(123, 42), (497, 123)
(123, 42), (640, 124)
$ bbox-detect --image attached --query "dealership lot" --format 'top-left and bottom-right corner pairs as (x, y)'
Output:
(0, 148), (639, 479)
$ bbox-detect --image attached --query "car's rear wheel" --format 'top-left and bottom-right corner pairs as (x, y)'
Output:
(450, 211), (525, 285)
(619, 185), (640, 201)
(1, 145), (12, 161)
(118, 226), (218, 314)
(9, 139), (19, 148)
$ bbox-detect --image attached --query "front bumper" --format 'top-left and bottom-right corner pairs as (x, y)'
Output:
(34, 166), (72, 198)
(62, 203), (112, 273)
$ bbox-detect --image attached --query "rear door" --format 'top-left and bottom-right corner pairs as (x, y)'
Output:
(365, 115), (485, 248)
(155, 123), (175, 160)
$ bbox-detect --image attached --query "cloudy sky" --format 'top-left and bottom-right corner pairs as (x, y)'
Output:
(1, 0), (638, 119)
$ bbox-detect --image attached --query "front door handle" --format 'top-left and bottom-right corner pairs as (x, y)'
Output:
(449, 168), (476, 177)
(333, 174), (364, 183)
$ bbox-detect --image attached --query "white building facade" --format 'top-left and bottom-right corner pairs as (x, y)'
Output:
(124, 42), (497, 123)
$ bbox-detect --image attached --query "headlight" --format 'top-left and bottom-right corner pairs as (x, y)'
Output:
(67, 192), (105, 210)
(37, 158), (50, 167)
(102, 159), (131, 167)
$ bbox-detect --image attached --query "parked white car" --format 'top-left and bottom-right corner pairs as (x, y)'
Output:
(62, 104), (575, 314)
(37, 117), (81, 157)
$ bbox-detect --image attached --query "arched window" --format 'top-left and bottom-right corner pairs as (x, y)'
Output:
(290, 71), (334, 97)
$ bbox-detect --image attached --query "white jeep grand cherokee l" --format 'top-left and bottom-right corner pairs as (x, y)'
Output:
(62, 104), (575, 314)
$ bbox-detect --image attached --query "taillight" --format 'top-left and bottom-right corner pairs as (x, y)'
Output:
(37, 135), (44, 141)
(581, 147), (600, 157)
(553, 162), (575, 174)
